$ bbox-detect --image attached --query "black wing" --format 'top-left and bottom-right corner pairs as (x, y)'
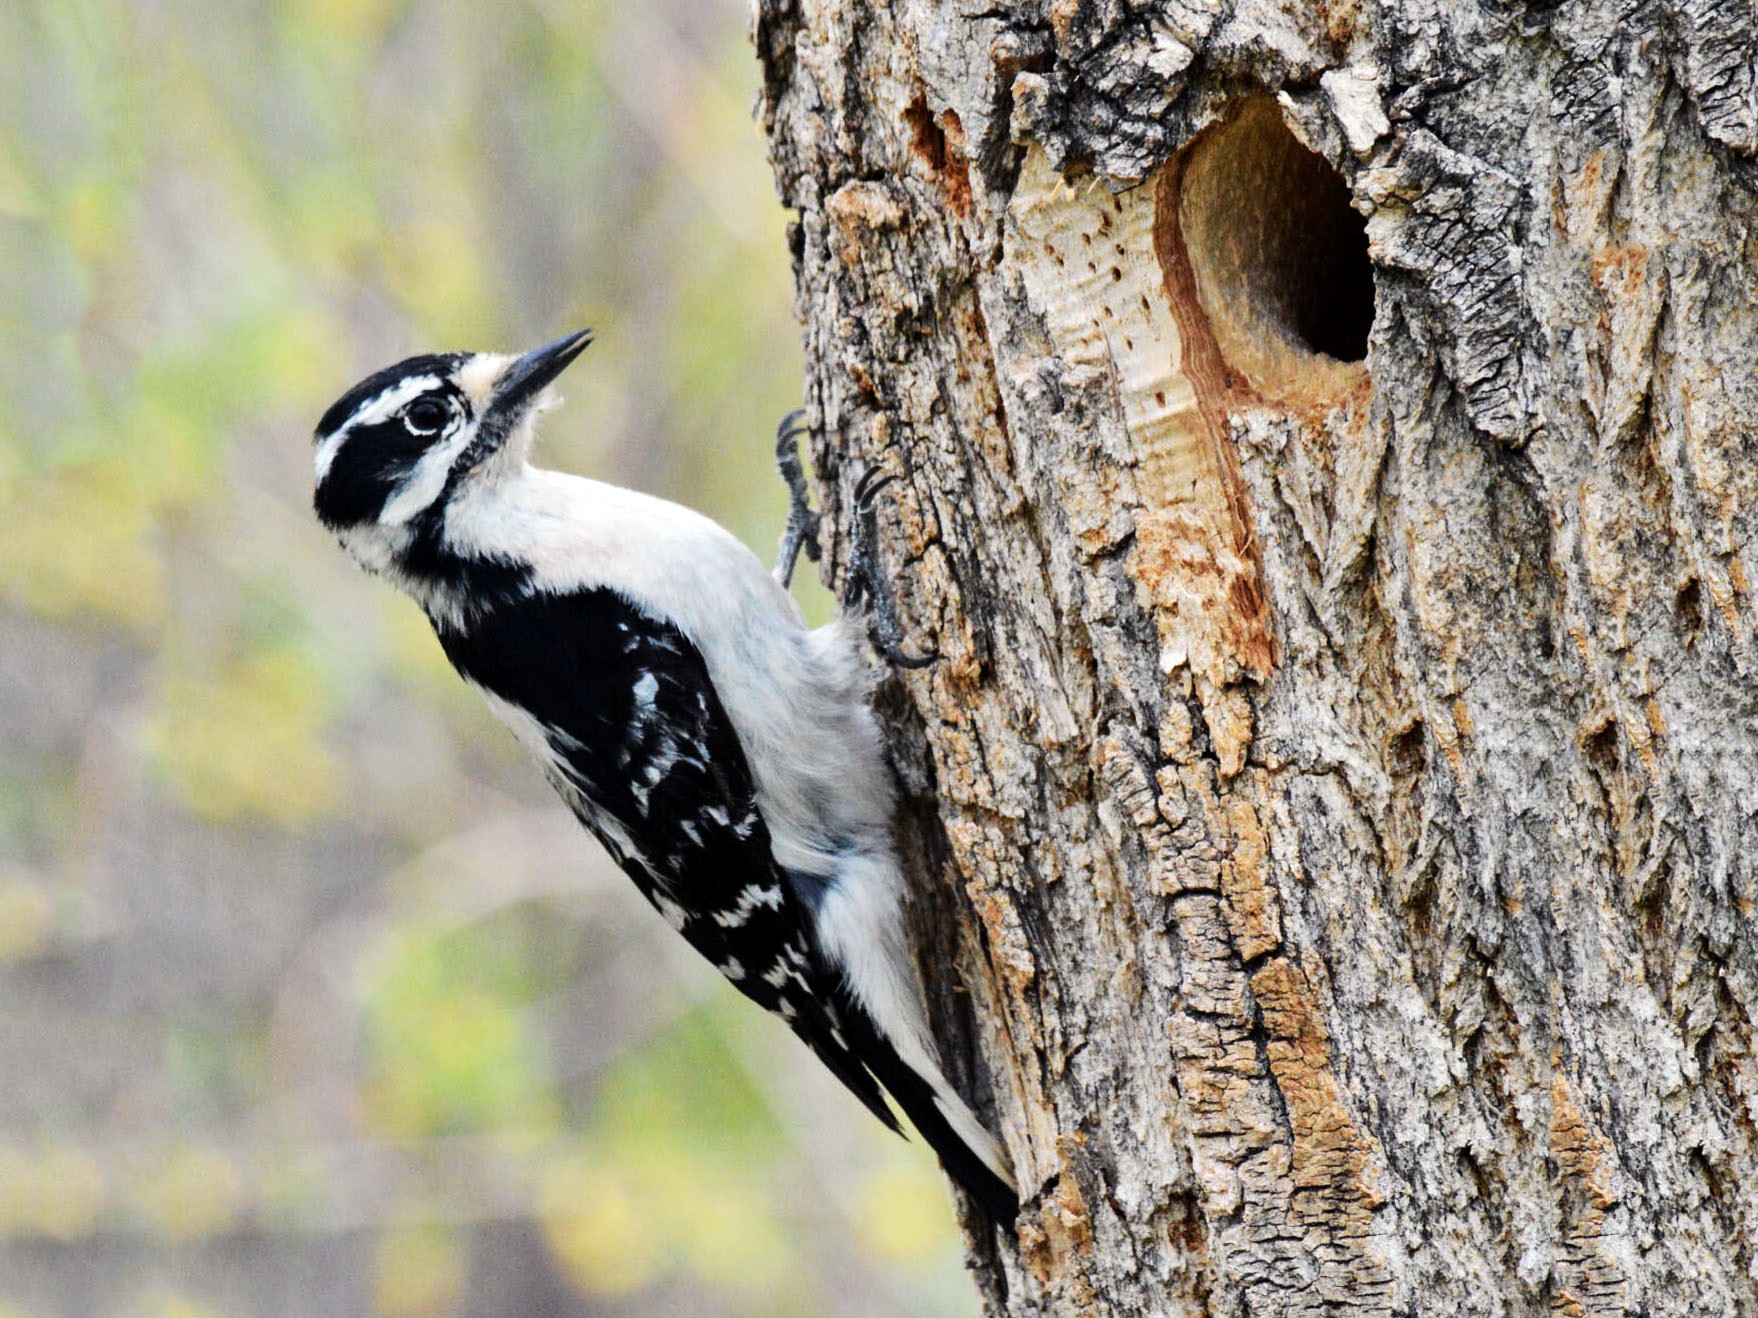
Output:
(433, 586), (899, 1130)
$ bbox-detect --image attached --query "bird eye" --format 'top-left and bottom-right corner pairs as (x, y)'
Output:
(403, 398), (450, 434)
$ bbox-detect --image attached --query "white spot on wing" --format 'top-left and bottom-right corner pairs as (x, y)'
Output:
(629, 737), (680, 812)
(711, 883), (783, 928)
(632, 671), (659, 716)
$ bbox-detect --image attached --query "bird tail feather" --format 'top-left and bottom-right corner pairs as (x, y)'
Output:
(841, 999), (1018, 1222)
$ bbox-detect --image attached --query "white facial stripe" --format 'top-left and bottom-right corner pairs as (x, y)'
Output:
(313, 374), (443, 486)
(341, 376), (439, 434)
(313, 428), (350, 485)
(353, 374), (443, 428)
(378, 422), (477, 526)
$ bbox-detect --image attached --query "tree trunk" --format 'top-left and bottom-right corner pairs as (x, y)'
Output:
(754, 0), (1758, 1312)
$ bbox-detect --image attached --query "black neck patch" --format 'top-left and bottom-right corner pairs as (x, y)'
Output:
(402, 506), (533, 615)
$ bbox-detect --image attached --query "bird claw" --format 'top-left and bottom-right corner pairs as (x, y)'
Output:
(852, 465), (896, 510)
(845, 464), (939, 671)
(772, 414), (937, 669)
(774, 408), (822, 588)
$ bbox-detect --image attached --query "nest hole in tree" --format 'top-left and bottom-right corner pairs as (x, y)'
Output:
(1169, 99), (1374, 403)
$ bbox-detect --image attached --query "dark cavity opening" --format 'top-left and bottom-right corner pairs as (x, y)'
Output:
(1179, 100), (1375, 366)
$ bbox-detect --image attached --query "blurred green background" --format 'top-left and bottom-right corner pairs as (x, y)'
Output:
(0, 2), (977, 1314)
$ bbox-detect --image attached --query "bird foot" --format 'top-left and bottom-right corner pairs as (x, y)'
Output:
(772, 412), (936, 669)
(846, 466), (938, 670)
(773, 408), (822, 589)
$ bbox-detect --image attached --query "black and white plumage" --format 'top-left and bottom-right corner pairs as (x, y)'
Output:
(312, 331), (1016, 1219)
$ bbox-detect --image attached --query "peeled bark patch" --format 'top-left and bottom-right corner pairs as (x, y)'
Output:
(1008, 147), (1275, 778)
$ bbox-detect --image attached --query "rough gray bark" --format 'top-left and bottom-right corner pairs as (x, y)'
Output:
(756, 0), (1758, 1313)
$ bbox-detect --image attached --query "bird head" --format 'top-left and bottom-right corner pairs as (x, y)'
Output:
(311, 329), (592, 570)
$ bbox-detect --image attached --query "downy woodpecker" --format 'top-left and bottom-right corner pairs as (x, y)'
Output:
(312, 331), (1016, 1220)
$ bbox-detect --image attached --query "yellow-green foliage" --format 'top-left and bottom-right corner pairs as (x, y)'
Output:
(538, 1005), (795, 1299)
(361, 914), (564, 1139)
(373, 1224), (467, 1316)
(145, 645), (344, 823)
(126, 1146), (247, 1242)
(0, 1142), (106, 1241)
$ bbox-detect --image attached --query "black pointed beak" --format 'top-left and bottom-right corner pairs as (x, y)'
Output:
(453, 329), (593, 476)
(486, 329), (594, 420)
